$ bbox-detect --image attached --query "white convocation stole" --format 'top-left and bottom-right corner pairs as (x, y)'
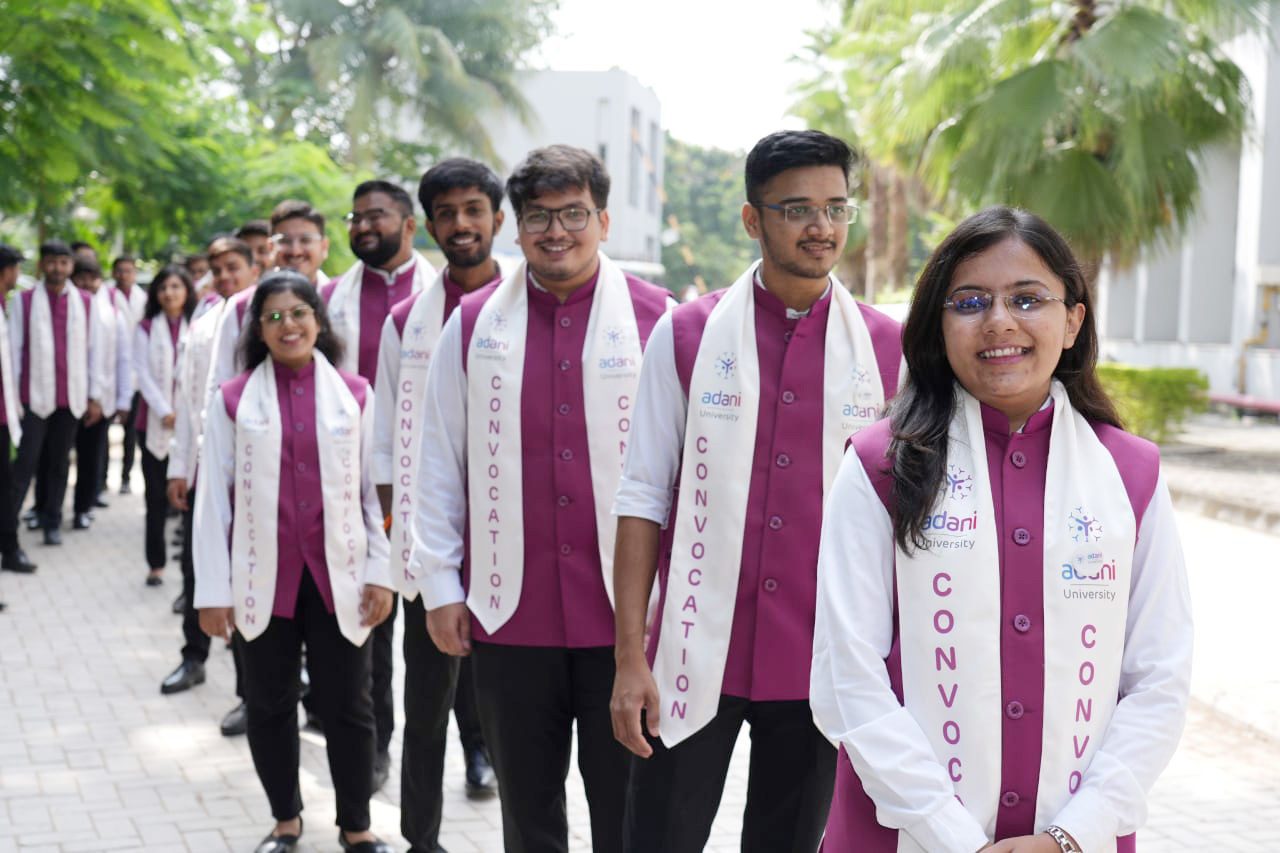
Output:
(29, 284), (89, 418)
(894, 382), (1132, 850)
(0, 302), (21, 445)
(465, 254), (643, 634)
(654, 262), (884, 746)
(388, 273), (449, 599)
(145, 317), (188, 459)
(231, 353), (371, 645)
(328, 251), (434, 373)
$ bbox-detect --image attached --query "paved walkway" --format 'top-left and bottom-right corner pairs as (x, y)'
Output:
(1, 429), (1278, 851)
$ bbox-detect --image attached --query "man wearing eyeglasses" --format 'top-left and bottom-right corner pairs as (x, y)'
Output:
(320, 179), (437, 792)
(410, 145), (674, 853)
(609, 130), (905, 852)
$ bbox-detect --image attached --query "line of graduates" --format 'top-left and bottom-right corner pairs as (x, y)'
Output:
(3, 127), (1193, 853)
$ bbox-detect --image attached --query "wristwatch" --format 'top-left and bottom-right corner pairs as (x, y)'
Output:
(1044, 825), (1080, 852)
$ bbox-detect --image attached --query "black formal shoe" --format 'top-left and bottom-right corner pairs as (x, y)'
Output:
(337, 831), (394, 853)
(42, 528), (62, 546)
(371, 749), (391, 792)
(72, 513), (92, 530)
(23, 511), (39, 531)
(253, 817), (302, 853)
(93, 494), (110, 509)
(145, 572), (164, 587)
(171, 592), (186, 614)
(0, 601), (7, 612)
(464, 746), (497, 799)
(160, 660), (206, 695)
(119, 480), (131, 495)
(221, 701), (248, 736)
(1, 549), (37, 573)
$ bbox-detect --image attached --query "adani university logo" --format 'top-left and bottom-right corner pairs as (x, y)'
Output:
(597, 325), (637, 372)
(473, 308), (510, 356)
(945, 464), (974, 500)
(714, 351), (737, 380)
(1068, 505), (1103, 543)
(923, 465), (978, 543)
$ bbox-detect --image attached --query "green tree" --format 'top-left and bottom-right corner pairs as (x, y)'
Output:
(802, 0), (1273, 273)
(661, 134), (758, 293)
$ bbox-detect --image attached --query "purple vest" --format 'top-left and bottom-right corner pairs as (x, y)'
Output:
(821, 403), (1158, 851)
(19, 286), (94, 410)
(389, 270), (502, 338)
(321, 263), (417, 384)
(221, 361), (369, 619)
(458, 271), (671, 647)
(649, 285), (903, 701)
(135, 315), (182, 432)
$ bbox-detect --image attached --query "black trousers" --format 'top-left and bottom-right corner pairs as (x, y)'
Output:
(178, 502), (210, 662)
(73, 416), (108, 515)
(623, 696), (837, 853)
(237, 571), (376, 831)
(0, 425), (18, 555)
(400, 595), (487, 851)
(119, 392), (140, 486)
(11, 409), (79, 530)
(371, 595), (397, 755)
(471, 642), (628, 853)
(138, 435), (169, 569)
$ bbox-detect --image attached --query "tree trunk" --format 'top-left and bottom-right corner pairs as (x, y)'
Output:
(888, 170), (909, 291)
(865, 163), (890, 303)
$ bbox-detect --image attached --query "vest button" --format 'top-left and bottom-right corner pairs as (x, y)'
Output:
(1000, 791), (1020, 808)
(559, 544), (571, 556)
(559, 316), (571, 328)
(294, 422), (305, 432)
(781, 390), (796, 404)
(768, 515), (784, 530)
(1013, 614), (1032, 633)
(762, 578), (778, 592)
(1005, 700), (1025, 719)
(557, 495), (570, 507)
(1012, 527), (1031, 545)
(560, 449), (573, 461)
(1011, 450), (1027, 468)
(558, 403), (570, 415)
(294, 386), (304, 396)
(296, 462), (306, 473)
(558, 359), (571, 371)
(775, 453), (791, 468)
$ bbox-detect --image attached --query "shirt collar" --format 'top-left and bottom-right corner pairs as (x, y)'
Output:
(753, 267), (831, 319)
(364, 254), (417, 285)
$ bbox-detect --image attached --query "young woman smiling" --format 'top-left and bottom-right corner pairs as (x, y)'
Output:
(811, 207), (1193, 853)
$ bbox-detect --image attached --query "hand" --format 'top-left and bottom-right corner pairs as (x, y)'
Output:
(610, 654), (662, 757)
(166, 478), (188, 512)
(982, 834), (1062, 853)
(426, 602), (472, 656)
(84, 399), (103, 426)
(112, 411), (124, 425)
(161, 413), (176, 429)
(199, 607), (235, 641)
(359, 585), (393, 627)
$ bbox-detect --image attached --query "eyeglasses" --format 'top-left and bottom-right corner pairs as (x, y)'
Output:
(269, 233), (323, 248)
(344, 208), (397, 228)
(943, 290), (1068, 318)
(755, 203), (859, 226)
(520, 206), (602, 234)
(260, 305), (315, 326)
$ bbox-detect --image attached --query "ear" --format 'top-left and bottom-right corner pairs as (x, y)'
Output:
(424, 218), (439, 245)
(598, 209), (610, 242)
(492, 208), (505, 235)
(1063, 302), (1086, 349)
(742, 202), (761, 239)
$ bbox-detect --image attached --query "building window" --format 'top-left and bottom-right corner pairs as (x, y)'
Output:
(598, 143), (607, 164)
(629, 108), (641, 207)
(648, 121), (660, 214)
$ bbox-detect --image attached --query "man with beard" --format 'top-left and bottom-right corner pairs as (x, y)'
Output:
(323, 179), (437, 790)
(609, 130), (904, 852)
(9, 241), (104, 548)
(371, 159), (503, 852)
(0, 244), (35, 581)
(70, 258), (132, 531)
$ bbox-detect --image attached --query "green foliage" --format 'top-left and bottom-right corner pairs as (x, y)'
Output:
(1097, 363), (1209, 443)
(660, 134), (758, 292)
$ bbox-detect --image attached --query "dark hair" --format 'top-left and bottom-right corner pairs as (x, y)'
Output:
(506, 145), (610, 215)
(354, 179), (415, 218)
(72, 257), (102, 279)
(889, 206), (1120, 553)
(237, 270), (344, 372)
(143, 265), (197, 321)
(0, 244), (24, 270)
(111, 254), (136, 271)
(184, 252), (209, 267)
(269, 199), (326, 233)
(235, 219), (270, 239)
(39, 240), (73, 259)
(418, 158), (505, 221)
(70, 240), (96, 255)
(744, 130), (856, 204)
(207, 236), (254, 266)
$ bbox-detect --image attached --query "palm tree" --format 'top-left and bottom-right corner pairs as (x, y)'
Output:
(803, 0), (1273, 277)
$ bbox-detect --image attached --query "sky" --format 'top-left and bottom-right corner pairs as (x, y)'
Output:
(532, 0), (836, 152)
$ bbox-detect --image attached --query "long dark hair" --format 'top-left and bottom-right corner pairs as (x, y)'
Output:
(237, 270), (344, 372)
(143, 265), (196, 321)
(889, 206), (1120, 553)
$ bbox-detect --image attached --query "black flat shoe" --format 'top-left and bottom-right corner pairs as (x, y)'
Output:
(253, 817), (302, 853)
(93, 494), (110, 509)
(338, 831), (394, 853)
(220, 701), (248, 736)
(22, 510), (39, 531)
(72, 512), (92, 530)
(145, 573), (164, 587)
(464, 746), (497, 799)
(42, 528), (62, 546)
(1, 549), (37, 573)
(159, 660), (205, 695)
(171, 592), (186, 614)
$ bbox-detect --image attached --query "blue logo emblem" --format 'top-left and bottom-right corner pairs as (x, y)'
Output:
(715, 351), (736, 380)
(945, 465), (974, 500)
(1069, 506), (1103, 543)
(490, 309), (508, 333)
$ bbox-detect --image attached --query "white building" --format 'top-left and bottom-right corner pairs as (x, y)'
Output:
(1100, 16), (1280, 407)
(483, 69), (665, 278)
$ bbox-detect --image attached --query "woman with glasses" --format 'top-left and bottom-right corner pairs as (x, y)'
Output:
(133, 265), (195, 587)
(811, 207), (1192, 852)
(193, 271), (395, 853)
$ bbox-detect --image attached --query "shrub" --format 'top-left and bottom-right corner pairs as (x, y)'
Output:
(1097, 363), (1209, 444)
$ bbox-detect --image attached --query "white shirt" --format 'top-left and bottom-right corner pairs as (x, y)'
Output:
(169, 299), (225, 484)
(810, 456), (1194, 852)
(90, 286), (133, 416)
(133, 317), (179, 420)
